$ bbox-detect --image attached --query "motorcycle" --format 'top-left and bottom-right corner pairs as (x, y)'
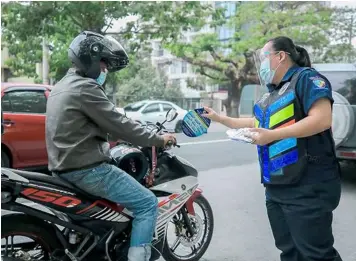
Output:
(1, 108), (214, 261)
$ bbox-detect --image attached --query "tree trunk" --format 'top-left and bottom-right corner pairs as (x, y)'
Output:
(223, 79), (242, 118)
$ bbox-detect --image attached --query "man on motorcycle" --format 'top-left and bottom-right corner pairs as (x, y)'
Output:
(45, 31), (176, 261)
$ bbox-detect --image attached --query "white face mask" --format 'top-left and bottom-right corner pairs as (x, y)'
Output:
(96, 69), (108, 86)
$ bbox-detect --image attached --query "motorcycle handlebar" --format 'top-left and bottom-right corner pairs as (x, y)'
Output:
(166, 140), (180, 149)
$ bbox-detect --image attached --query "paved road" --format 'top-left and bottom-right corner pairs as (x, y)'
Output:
(168, 126), (356, 261)
(2, 123), (356, 261)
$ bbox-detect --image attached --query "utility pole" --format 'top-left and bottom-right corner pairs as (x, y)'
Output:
(348, 14), (354, 63)
(42, 19), (50, 84)
(42, 37), (50, 84)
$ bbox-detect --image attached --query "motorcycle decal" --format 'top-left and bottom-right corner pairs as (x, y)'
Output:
(186, 187), (202, 215)
(21, 188), (81, 208)
(157, 191), (191, 222)
(76, 199), (131, 221)
(158, 193), (179, 207)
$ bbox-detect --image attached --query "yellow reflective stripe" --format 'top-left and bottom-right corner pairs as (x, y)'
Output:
(255, 119), (259, 128)
(269, 103), (294, 128)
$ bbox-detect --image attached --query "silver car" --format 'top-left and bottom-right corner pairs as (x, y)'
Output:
(313, 63), (356, 163)
(116, 100), (188, 133)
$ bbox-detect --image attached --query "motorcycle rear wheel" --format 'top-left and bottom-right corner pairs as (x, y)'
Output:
(1, 214), (62, 260)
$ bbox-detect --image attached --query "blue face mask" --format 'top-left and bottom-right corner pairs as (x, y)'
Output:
(259, 54), (282, 85)
(259, 58), (275, 85)
(96, 70), (107, 86)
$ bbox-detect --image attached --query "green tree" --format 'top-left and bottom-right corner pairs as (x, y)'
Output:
(321, 7), (356, 63)
(116, 54), (183, 107)
(164, 1), (332, 116)
(1, 1), (212, 82)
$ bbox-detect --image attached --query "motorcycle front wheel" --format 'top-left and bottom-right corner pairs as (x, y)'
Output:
(158, 194), (214, 261)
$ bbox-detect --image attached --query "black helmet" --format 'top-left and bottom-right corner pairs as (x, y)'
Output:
(110, 143), (149, 183)
(68, 31), (129, 79)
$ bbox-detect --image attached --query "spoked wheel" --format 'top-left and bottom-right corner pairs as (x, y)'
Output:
(2, 234), (51, 260)
(1, 214), (61, 261)
(161, 195), (214, 261)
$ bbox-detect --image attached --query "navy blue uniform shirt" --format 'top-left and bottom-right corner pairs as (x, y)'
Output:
(267, 66), (340, 184)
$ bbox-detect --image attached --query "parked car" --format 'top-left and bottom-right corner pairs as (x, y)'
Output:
(117, 100), (188, 133)
(1, 83), (52, 169)
(1, 83), (118, 170)
(313, 63), (356, 163)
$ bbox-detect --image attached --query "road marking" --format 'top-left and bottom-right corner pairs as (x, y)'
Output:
(179, 139), (230, 146)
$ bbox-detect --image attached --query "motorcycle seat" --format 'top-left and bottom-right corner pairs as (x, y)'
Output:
(3, 168), (100, 199)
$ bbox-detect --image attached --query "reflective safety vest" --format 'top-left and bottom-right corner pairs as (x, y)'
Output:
(253, 68), (310, 185)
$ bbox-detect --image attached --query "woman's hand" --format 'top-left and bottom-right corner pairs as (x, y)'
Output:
(201, 106), (221, 122)
(246, 128), (278, 146)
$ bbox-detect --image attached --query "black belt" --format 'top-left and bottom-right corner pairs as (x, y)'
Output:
(53, 161), (108, 175)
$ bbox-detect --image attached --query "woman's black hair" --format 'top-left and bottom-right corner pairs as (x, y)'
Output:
(269, 36), (311, 68)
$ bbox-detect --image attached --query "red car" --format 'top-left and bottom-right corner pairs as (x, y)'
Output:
(1, 83), (117, 170)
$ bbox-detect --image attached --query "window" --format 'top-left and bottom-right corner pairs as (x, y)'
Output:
(1, 91), (47, 114)
(170, 60), (181, 74)
(1, 94), (11, 112)
(171, 79), (181, 87)
(124, 101), (147, 112)
(142, 103), (161, 114)
(161, 103), (173, 112)
(217, 25), (234, 41)
(152, 42), (164, 57)
(181, 61), (187, 74)
(321, 72), (356, 105)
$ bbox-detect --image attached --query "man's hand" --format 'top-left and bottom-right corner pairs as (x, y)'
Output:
(162, 133), (177, 147)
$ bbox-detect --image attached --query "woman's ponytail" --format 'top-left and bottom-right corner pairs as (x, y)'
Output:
(295, 46), (311, 68)
(269, 37), (312, 68)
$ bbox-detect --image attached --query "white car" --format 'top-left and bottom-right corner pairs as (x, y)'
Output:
(116, 100), (188, 133)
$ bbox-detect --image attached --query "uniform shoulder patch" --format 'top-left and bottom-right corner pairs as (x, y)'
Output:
(309, 76), (326, 88)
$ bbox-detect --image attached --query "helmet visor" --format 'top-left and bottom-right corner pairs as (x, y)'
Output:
(99, 36), (129, 72)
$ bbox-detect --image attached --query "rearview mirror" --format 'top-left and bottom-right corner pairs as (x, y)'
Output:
(166, 108), (178, 122)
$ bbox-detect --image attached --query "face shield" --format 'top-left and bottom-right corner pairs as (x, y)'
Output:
(253, 48), (276, 88)
(254, 49), (290, 87)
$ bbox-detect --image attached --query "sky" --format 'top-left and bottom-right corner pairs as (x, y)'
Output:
(330, 0), (356, 8)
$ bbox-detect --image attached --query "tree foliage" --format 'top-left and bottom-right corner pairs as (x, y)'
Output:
(321, 7), (356, 63)
(116, 55), (183, 106)
(2, 1), (353, 117)
(1, 1), (212, 81)
(163, 1), (333, 116)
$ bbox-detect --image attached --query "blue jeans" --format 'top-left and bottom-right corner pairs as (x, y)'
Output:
(60, 163), (158, 260)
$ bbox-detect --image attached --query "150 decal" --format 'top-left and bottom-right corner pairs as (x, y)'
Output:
(21, 188), (82, 208)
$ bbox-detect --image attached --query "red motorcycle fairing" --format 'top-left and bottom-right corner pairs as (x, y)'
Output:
(185, 188), (202, 215)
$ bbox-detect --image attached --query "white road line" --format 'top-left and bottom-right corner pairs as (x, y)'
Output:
(179, 139), (230, 146)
